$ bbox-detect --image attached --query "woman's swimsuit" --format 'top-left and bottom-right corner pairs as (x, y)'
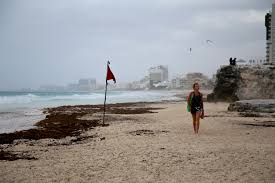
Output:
(191, 92), (203, 114)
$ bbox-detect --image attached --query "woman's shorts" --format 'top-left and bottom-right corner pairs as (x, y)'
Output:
(191, 106), (202, 114)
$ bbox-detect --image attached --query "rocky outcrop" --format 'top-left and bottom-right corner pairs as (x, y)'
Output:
(207, 65), (275, 102)
(207, 65), (240, 102)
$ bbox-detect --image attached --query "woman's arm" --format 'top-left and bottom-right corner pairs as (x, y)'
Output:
(201, 93), (204, 110)
(200, 93), (204, 118)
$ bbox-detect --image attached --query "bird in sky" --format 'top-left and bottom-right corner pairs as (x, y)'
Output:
(206, 40), (214, 44)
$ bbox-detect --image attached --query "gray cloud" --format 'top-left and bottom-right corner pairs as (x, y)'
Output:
(0, 0), (272, 90)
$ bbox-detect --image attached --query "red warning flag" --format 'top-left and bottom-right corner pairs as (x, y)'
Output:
(106, 61), (116, 83)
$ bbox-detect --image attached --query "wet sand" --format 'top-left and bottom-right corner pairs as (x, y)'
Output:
(0, 101), (274, 182)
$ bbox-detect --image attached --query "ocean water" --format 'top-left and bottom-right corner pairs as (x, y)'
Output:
(0, 90), (180, 133)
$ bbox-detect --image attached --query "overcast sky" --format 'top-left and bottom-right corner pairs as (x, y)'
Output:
(0, 0), (273, 90)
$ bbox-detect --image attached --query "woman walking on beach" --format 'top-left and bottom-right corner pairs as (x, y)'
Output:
(187, 82), (204, 134)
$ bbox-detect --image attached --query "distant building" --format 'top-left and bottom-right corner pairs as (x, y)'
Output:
(67, 83), (79, 91)
(248, 58), (266, 65)
(171, 76), (185, 89)
(170, 75), (186, 89)
(78, 78), (96, 91)
(149, 65), (169, 89)
(185, 73), (209, 89)
(170, 73), (213, 90)
(266, 12), (272, 63)
(128, 76), (150, 90)
(265, 4), (275, 64)
(39, 85), (65, 92)
(171, 78), (179, 89)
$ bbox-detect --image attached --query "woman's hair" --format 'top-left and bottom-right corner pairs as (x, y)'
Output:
(193, 82), (199, 89)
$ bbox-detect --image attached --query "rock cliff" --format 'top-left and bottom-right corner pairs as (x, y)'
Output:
(207, 65), (275, 102)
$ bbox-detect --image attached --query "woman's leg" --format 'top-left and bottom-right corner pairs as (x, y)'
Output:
(195, 112), (201, 133)
(192, 114), (196, 133)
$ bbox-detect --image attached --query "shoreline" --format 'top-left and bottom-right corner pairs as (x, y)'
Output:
(0, 90), (190, 134)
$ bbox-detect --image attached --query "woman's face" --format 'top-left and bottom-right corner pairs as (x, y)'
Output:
(194, 84), (200, 91)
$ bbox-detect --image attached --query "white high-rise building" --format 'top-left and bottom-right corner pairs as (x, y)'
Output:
(148, 65), (168, 88)
(148, 65), (168, 82)
(266, 11), (272, 63)
(266, 4), (275, 64)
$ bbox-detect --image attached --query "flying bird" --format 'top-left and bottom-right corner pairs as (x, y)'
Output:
(206, 40), (213, 44)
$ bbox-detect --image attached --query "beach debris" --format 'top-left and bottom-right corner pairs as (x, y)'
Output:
(0, 114), (102, 144)
(239, 112), (262, 117)
(130, 129), (155, 136)
(0, 150), (37, 161)
(70, 134), (99, 143)
(240, 121), (275, 128)
(129, 129), (169, 136)
(0, 102), (164, 145)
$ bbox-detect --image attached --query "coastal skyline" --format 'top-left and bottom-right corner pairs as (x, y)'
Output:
(0, 0), (272, 90)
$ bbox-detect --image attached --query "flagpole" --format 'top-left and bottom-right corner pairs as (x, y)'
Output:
(102, 62), (108, 125)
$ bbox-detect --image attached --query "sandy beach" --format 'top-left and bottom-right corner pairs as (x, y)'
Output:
(0, 101), (274, 183)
